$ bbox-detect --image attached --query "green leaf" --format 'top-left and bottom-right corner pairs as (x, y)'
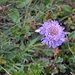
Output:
(61, 5), (72, 12)
(68, 30), (75, 39)
(52, 11), (59, 19)
(42, 48), (53, 56)
(5, 52), (16, 59)
(12, 70), (24, 75)
(72, 44), (75, 54)
(8, 8), (20, 24)
(59, 16), (69, 22)
(57, 57), (63, 63)
(58, 64), (66, 73)
(29, 63), (43, 75)
(0, 0), (6, 4)
(4, 25), (19, 35)
(16, 0), (31, 8)
(20, 41), (25, 50)
(28, 36), (40, 47)
(38, 58), (49, 67)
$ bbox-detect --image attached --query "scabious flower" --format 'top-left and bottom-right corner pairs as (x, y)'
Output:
(35, 20), (66, 48)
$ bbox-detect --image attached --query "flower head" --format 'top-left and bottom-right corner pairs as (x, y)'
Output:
(36, 20), (66, 48)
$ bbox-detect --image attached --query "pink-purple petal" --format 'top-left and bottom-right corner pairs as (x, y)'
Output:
(37, 20), (66, 48)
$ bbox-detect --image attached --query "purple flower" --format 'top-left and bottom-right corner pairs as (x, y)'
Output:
(35, 20), (66, 48)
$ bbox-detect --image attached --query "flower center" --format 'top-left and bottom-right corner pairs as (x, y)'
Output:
(48, 26), (59, 36)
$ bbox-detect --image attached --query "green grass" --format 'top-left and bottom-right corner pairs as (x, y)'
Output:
(0, 0), (75, 75)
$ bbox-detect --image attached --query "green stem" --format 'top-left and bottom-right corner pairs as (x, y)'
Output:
(67, 36), (74, 56)
(0, 66), (11, 75)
